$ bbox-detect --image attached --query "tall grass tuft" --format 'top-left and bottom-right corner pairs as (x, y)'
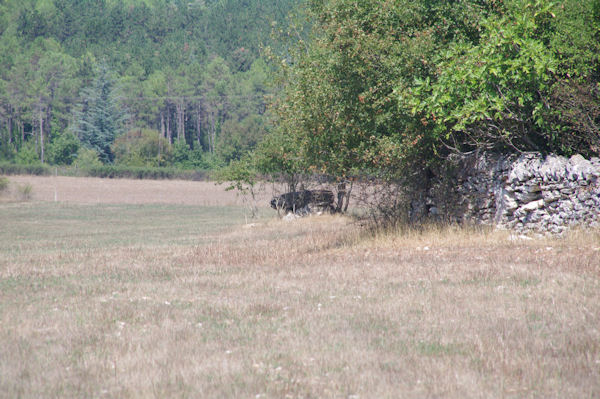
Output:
(16, 183), (33, 201)
(0, 176), (8, 193)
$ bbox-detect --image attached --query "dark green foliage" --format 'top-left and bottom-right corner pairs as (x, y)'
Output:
(0, 139), (16, 162)
(71, 63), (127, 163)
(15, 142), (41, 165)
(73, 148), (102, 169)
(0, 162), (51, 176)
(402, 0), (600, 156)
(0, 0), (299, 169)
(48, 132), (79, 165)
(258, 0), (600, 189)
(112, 128), (171, 167)
(218, 114), (268, 163)
(0, 175), (9, 192)
(81, 165), (210, 180)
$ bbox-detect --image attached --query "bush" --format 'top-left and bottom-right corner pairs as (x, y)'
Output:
(82, 165), (210, 180)
(15, 142), (41, 165)
(0, 176), (9, 193)
(73, 148), (103, 169)
(0, 161), (210, 181)
(0, 163), (51, 176)
(0, 141), (16, 162)
(171, 140), (210, 169)
(16, 183), (33, 201)
(112, 129), (172, 167)
(48, 133), (80, 165)
(401, 0), (600, 156)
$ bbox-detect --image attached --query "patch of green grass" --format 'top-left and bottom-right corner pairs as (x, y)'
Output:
(415, 341), (467, 357)
(0, 202), (271, 258)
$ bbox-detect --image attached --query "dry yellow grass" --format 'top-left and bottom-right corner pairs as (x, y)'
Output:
(5, 175), (275, 206)
(0, 176), (599, 398)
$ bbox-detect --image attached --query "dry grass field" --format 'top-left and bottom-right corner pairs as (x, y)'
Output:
(1, 175), (599, 398)
(4, 175), (275, 206)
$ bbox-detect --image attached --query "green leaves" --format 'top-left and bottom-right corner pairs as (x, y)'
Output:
(399, 0), (570, 152)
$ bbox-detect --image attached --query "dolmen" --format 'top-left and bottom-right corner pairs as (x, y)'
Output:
(270, 189), (335, 215)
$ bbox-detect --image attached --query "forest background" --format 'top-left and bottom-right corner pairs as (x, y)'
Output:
(0, 0), (599, 185)
(0, 0), (298, 174)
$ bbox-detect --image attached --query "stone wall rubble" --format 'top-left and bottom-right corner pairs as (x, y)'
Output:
(420, 153), (600, 234)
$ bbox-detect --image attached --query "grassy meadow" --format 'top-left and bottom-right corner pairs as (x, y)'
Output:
(1, 176), (599, 398)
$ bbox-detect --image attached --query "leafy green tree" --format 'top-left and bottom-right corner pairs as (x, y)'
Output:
(403, 1), (558, 152)
(265, 0), (471, 179)
(217, 58), (270, 162)
(172, 65), (195, 143)
(261, 0), (599, 193)
(402, 0), (600, 156)
(170, 140), (206, 169)
(73, 147), (102, 169)
(217, 154), (260, 219)
(31, 39), (79, 163)
(48, 132), (79, 165)
(142, 70), (168, 139)
(112, 128), (171, 167)
(201, 56), (232, 154)
(15, 141), (40, 165)
(253, 126), (305, 192)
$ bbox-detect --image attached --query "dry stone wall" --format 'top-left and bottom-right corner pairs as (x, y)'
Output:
(420, 153), (600, 234)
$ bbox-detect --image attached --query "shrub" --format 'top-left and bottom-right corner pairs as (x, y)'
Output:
(0, 163), (51, 176)
(17, 183), (33, 201)
(82, 165), (210, 180)
(15, 142), (41, 165)
(0, 176), (9, 193)
(112, 129), (172, 167)
(0, 141), (16, 162)
(401, 0), (600, 156)
(48, 133), (80, 165)
(73, 148), (103, 169)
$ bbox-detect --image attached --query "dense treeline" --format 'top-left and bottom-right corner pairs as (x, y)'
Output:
(0, 0), (298, 169)
(246, 0), (600, 190)
(3, 0), (599, 192)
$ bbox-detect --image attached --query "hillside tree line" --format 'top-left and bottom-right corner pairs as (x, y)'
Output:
(0, 0), (298, 169)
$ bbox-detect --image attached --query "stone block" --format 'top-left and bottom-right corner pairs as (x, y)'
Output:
(522, 199), (544, 211)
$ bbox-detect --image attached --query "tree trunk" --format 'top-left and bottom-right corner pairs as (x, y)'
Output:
(46, 102), (52, 140)
(196, 105), (202, 150)
(208, 110), (216, 154)
(343, 181), (353, 213)
(34, 116), (38, 154)
(7, 106), (13, 145)
(166, 106), (172, 144)
(158, 129), (162, 159)
(176, 100), (185, 142)
(336, 182), (346, 213)
(160, 111), (165, 139)
(39, 111), (45, 164)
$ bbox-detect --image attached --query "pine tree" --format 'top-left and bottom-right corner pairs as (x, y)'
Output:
(71, 63), (127, 163)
